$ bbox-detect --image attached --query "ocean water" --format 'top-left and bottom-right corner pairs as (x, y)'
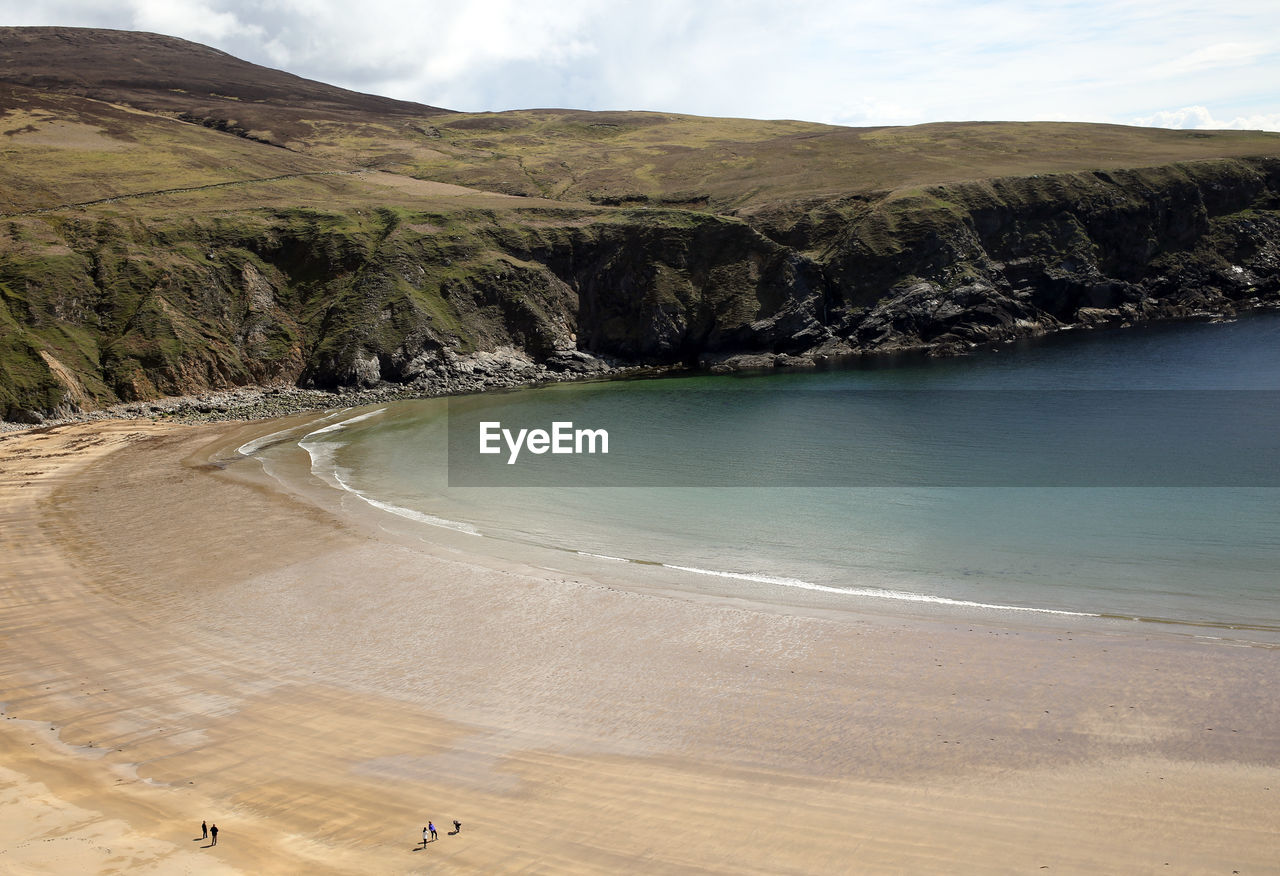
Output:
(247, 313), (1280, 640)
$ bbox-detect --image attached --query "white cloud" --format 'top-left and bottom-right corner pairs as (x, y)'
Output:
(1153, 41), (1269, 76)
(827, 98), (925, 129)
(129, 0), (264, 44)
(5, 0), (1280, 128)
(1136, 105), (1280, 133)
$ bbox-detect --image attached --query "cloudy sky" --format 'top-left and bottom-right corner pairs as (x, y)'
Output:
(6, 0), (1279, 130)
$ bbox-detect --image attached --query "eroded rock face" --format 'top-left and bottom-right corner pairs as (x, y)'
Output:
(806, 159), (1280, 358)
(853, 280), (1048, 350)
(3, 158), (1279, 420)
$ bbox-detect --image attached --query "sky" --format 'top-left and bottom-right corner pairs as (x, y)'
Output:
(5, 0), (1279, 131)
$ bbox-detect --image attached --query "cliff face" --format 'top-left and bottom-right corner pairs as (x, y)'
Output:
(747, 157), (1280, 355)
(4, 28), (1280, 421)
(3, 157), (1279, 420)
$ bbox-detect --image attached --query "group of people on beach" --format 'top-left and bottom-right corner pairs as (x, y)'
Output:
(200, 816), (457, 851)
(421, 819), (462, 847)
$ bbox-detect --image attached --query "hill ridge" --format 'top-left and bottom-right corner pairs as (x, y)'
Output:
(0, 25), (448, 150)
(1, 26), (1279, 422)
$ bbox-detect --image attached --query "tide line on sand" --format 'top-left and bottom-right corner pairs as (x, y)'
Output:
(570, 547), (1099, 618)
(263, 409), (1098, 619)
(663, 562), (1099, 617)
(293, 408), (482, 536)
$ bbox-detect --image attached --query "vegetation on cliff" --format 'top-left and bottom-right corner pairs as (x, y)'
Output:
(2, 26), (1279, 421)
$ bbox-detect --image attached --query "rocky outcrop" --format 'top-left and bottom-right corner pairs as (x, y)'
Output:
(2, 157), (1279, 421)
(805, 158), (1280, 355)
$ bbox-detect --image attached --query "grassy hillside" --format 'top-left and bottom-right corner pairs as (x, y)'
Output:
(2, 26), (1279, 420)
(5, 27), (1279, 214)
(405, 111), (1280, 210)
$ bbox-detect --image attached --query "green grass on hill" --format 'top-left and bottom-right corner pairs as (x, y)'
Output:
(7, 74), (1279, 221)
(3, 27), (1280, 418)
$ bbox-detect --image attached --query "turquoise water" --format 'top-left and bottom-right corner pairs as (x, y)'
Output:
(259, 314), (1280, 638)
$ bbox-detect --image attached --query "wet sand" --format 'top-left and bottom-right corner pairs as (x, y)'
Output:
(1, 420), (1277, 874)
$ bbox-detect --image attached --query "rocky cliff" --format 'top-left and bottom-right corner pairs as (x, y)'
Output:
(2, 28), (1280, 422)
(4, 155), (1278, 421)
(759, 157), (1280, 360)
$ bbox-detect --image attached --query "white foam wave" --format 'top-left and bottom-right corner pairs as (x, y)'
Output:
(575, 551), (631, 563)
(350, 493), (481, 536)
(298, 409), (387, 487)
(236, 425), (300, 457)
(660, 563), (1096, 617)
(300, 407), (385, 440)
(290, 404), (1094, 615)
(237, 408), (363, 456)
(296, 407), (479, 536)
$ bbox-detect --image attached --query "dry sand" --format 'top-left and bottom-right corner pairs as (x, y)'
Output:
(1, 420), (1277, 874)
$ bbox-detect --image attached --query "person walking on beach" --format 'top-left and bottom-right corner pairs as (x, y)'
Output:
(429, 822), (438, 842)
(422, 826), (429, 848)
(210, 824), (218, 846)
(202, 820), (208, 840)
(453, 820), (461, 834)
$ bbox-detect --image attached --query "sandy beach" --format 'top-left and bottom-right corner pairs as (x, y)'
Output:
(1, 420), (1277, 874)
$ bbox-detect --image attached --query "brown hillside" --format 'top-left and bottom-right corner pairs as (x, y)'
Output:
(3, 26), (1280, 212)
(0, 26), (448, 148)
(2, 26), (1280, 422)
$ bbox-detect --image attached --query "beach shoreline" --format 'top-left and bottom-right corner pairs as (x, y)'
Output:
(2, 419), (1278, 873)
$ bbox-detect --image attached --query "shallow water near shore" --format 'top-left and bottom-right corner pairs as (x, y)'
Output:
(247, 314), (1280, 642)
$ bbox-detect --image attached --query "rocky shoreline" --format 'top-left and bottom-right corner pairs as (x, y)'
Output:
(7, 158), (1280, 427)
(0, 346), (642, 432)
(7, 301), (1276, 435)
